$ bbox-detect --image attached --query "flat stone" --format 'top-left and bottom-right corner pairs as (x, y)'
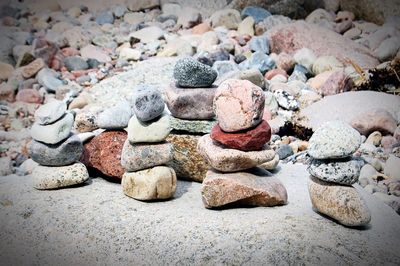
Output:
(132, 85), (165, 122)
(34, 100), (67, 125)
(308, 157), (364, 185)
(202, 168), (287, 208)
(28, 134), (83, 166)
(21, 58), (45, 79)
(129, 26), (164, 44)
(173, 57), (217, 88)
(32, 162), (89, 190)
(64, 56), (89, 71)
(166, 134), (209, 182)
(165, 83), (216, 120)
(211, 120), (271, 151)
(308, 176), (371, 227)
(15, 89), (42, 104)
(80, 45), (111, 63)
(121, 141), (173, 172)
(97, 100), (132, 129)
(81, 130), (126, 179)
(197, 134), (275, 172)
(170, 116), (216, 134)
(351, 108), (398, 136)
(308, 120), (361, 159)
(259, 154), (280, 171)
(214, 79), (265, 132)
(127, 112), (171, 143)
(30, 112), (74, 145)
(122, 166), (176, 201)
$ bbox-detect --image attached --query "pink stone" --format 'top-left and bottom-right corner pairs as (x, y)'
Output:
(351, 108), (398, 136)
(61, 47), (80, 57)
(264, 69), (288, 80)
(311, 70), (354, 96)
(15, 89), (42, 103)
(214, 79), (265, 132)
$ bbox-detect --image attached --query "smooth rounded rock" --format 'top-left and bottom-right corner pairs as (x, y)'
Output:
(351, 108), (398, 136)
(173, 57), (217, 88)
(308, 157), (364, 185)
(32, 162), (89, 190)
(28, 134), (83, 166)
(241, 6), (271, 23)
(165, 83), (216, 120)
(30, 112), (74, 144)
(197, 134), (276, 172)
(211, 120), (271, 151)
(34, 100), (67, 125)
(127, 112), (171, 143)
(308, 120), (361, 159)
(384, 155), (400, 181)
(132, 85), (165, 122)
(122, 166), (177, 201)
(308, 176), (371, 227)
(121, 140), (173, 172)
(97, 100), (132, 129)
(214, 79), (265, 132)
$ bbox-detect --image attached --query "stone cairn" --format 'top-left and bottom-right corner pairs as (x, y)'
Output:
(121, 85), (177, 200)
(307, 120), (371, 227)
(164, 57), (218, 182)
(28, 100), (89, 189)
(197, 78), (288, 208)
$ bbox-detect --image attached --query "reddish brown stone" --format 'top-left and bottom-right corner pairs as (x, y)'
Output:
(210, 120), (271, 151)
(81, 130), (126, 179)
(15, 89), (42, 103)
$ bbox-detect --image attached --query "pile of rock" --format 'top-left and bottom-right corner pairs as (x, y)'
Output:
(197, 78), (287, 208)
(28, 99), (89, 189)
(307, 120), (371, 226)
(165, 57), (218, 182)
(121, 85), (176, 200)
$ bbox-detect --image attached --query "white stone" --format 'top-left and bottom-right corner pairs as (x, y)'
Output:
(34, 99), (67, 125)
(127, 112), (171, 143)
(30, 112), (74, 144)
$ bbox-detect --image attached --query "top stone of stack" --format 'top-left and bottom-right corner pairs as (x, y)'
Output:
(132, 84), (165, 122)
(173, 57), (218, 88)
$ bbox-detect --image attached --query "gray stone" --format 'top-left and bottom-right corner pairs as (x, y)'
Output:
(241, 6), (271, 23)
(129, 26), (164, 44)
(249, 35), (269, 54)
(127, 112), (171, 143)
(248, 51), (275, 74)
(28, 134), (83, 167)
(96, 11), (114, 25)
(308, 157), (364, 185)
(212, 61), (239, 77)
(121, 140), (173, 172)
(384, 155), (400, 181)
(173, 57), (217, 88)
(64, 56), (89, 71)
(170, 116), (216, 134)
(308, 120), (362, 159)
(276, 144), (294, 160)
(37, 68), (63, 92)
(30, 113), (74, 145)
(32, 162), (89, 190)
(34, 100), (67, 125)
(0, 157), (13, 176)
(132, 85), (165, 122)
(97, 100), (132, 129)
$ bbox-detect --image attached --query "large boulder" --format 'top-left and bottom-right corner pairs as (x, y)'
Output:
(266, 21), (379, 69)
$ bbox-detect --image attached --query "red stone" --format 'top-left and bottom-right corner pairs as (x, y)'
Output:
(264, 69), (288, 80)
(210, 120), (271, 151)
(15, 89), (42, 103)
(80, 130), (126, 179)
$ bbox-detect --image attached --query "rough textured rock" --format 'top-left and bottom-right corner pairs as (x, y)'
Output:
(308, 120), (361, 160)
(30, 113), (74, 145)
(308, 157), (364, 185)
(170, 116), (216, 134)
(32, 162), (89, 190)
(122, 166), (177, 200)
(211, 120), (271, 151)
(28, 134), (83, 166)
(299, 91), (400, 132)
(308, 176), (371, 227)
(209, 9), (241, 30)
(128, 112), (171, 143)
(197, 134), (276, 172)
(34, 100), (67, 125)
(214, 79), (265, 132)
(81, 130), (126, 179)
(165, 83), (216, 120)
(202, 168), (287, 208)
(132, 85), (165, 122)
(173, 57), (217, 88)
(351, 108), (398, 136)
(121, 141), (173, 172)
(266, 21), (379, 69)
(166, 134), (209, 182)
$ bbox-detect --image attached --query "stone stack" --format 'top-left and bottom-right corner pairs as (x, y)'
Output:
(28, 100), (89, 189)
(307, 120), (371, 227)
(197, 79), (288, 208)
(165, 57), (218, 182)
(121, 85), (176, 201)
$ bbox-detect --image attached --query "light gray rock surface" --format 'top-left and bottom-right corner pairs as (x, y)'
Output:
(0, 164), (399, 264)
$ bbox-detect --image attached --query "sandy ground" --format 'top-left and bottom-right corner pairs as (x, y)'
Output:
(0, 164), (399, 265)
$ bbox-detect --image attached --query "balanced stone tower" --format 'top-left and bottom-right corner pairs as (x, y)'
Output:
(197, 79), (288, 208)
(307, 120), (371, 227)
(121, 85), (176, 200)
(29, 100), (89, 189)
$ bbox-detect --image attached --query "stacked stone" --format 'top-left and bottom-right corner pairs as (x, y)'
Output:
(121, 85), (176, 201)
(164, 57), (218, 182)
(307, 120), (371, 227)
(197, 79), (288, 208)
(28, 100), (89, 189)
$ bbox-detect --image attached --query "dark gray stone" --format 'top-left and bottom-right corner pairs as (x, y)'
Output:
(132, 84), (165, 122)
(64, 56), (89, 71)
(276, 144), (294, 160)
(241, 6), (272, 23)
(28, 134), (83, 166)
(173, 57), (218, 88)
